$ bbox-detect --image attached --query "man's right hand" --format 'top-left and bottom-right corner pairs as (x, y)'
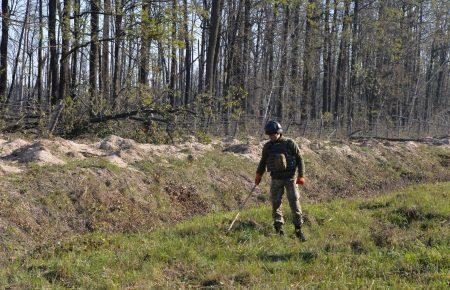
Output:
(255, 173), (262, 185)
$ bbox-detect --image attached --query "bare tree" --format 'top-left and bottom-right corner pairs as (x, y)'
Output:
(0, 0), (9, 103)
(334, 0), (350, 124)
(102, 0), (111, 100)
(112, 0), (123, 104)
(301, 0), (321, 121)
(49, 0), (58, 105)
(169, 0), (178, 107)
(275, 4), (290, 122)
(183, 0), (191, 105)
(90, 0), (100, 109)
(139, 0), (150, 87)
(70, 0), (81, 100)
(58, 0), (71, 101)
(205, 0), (221, 94)
(37, 0), (43, 107)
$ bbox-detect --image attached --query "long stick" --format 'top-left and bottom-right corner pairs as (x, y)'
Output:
(227, 184), (257, 232)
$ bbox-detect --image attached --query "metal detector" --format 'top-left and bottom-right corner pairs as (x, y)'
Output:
(227, 184), (258, 232)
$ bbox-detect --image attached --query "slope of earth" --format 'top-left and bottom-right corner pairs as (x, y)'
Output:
(0, 134), (449, 267)
(2, 182), (449, 288)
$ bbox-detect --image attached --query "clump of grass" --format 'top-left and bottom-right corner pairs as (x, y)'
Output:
(2, 182), (448, 288)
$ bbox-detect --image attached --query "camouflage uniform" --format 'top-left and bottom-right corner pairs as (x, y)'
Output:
(256, 137), (305, 231)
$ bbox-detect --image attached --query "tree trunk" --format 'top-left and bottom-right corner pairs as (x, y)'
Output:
(302, 0), (310, 121)
(322, 0), (330, 114)
(102, 0), (111, 100)
(7, 0), (30, 105)
(222, 0), (244, 135)
(90, 0), (99, 109)
(425, 40), (437, 122)
(112, 0), (123, 104)
(328, 0), (338, 115)
(205, 0), (221, 94)
(435, 44), (448, 109)
(0, 0), (9, 103)
(276, 4), (290, 122)
(49, 0), (58, 105)
(58, 0), (71, 101)
(261, 3), (276, 122)
(183, 0), (191, 105)
(198, 0), (208, 95)
(288, 2), (300, 121)
(334, 0), (350, 124)
(139, 0), (150, 87)
(242, 0), (251, 115)
(70, 0), (80, 100)
(302, 0), (320, 121)
(169, 0), (178, 107)
(348, 0), (359, 130)
(37, 0), (43, 108)
(19, 14), (28, 112)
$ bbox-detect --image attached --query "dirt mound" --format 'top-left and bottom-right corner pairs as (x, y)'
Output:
(3, 141), (65, 165)
(97, 135), (138, 151)
(331, 144), (363, 159)
(95, 135), (215, 165)
(48, 138), (104, 159)
(224, 144), (252, 154)
(0, 139), (30, 157)
(223, 142), (263, 161)
(0, 134), (448, 176)
(0, 135), (215, 170)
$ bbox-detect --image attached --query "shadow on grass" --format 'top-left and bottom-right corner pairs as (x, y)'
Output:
(258, 251), (318, 263)
(226, 219), (272, 236)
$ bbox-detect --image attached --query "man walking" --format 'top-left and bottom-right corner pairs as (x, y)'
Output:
(255, 121), (307, 241)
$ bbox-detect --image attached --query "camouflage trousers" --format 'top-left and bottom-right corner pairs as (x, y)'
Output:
(270, 178), (303, 229)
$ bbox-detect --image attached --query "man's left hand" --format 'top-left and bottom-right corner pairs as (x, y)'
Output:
(296, 177), (305, 185)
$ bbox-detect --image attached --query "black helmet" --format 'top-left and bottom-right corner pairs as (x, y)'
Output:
(265, 120), (283, 135)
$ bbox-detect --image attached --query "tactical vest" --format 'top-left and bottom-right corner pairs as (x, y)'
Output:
(266, 140), (297, 175)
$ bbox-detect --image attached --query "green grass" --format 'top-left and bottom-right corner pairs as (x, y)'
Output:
(2, 182), (449, 289)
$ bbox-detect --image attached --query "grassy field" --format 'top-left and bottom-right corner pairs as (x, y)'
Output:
(2, 182), (449, 289)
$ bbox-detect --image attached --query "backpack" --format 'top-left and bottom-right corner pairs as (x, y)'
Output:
(266, 140), (296, 173)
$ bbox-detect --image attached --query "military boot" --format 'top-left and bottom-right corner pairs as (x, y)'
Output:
(274, 223), (284, 236)
(295, 227), (307, 242)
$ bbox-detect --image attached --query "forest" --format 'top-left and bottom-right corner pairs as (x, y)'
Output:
(0, 0), (449, 139)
